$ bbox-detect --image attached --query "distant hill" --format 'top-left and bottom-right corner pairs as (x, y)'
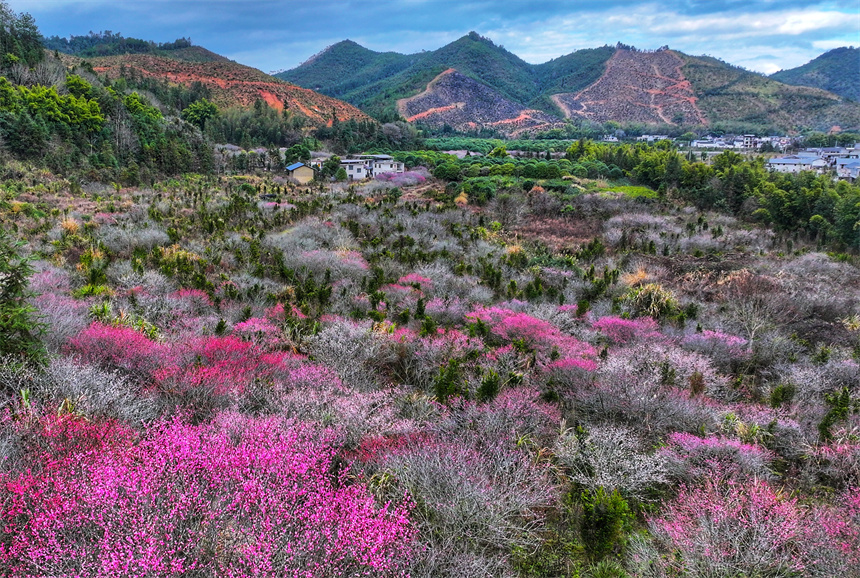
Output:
(279, 35), (860, 133)
(681, 53), (860, 131)
(43, 31), (203, 59)
(771, 47), (860, 102)
(84, 52), (370, 125)
(279, 32), (552, 120)
(551, 48), (707, 126)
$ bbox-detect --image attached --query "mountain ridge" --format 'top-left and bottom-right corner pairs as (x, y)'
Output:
(279, 35), (860, 133)
(80, 51), (371, 125)
(771, 47), (860, 102)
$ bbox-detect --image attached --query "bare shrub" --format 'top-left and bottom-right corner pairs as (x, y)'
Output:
(382, 437), (554, 576)
(555, 424), (668, 502)
(39, 357), (161, 424)
(98, 224), (170, 255)
(306, 320), (393, 390)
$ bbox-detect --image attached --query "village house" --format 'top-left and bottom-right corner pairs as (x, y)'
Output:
(305, 153), (405, 181)
(636, 135), (669, 143)
(340, 154), (405, 181)
(766, 155), (828, 174)
(285, 162), (315, 184)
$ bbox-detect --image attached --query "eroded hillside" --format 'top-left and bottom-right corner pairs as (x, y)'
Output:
(397, 68), (562, 136)
(90, 53), (370, 124)
(552, 48), (706, 125)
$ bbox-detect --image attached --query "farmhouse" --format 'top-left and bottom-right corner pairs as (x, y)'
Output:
(286, 162), (315, 184)
(340, 155), (406, 181)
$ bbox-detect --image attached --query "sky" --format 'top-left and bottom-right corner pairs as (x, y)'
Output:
(12, 0), (860, 75)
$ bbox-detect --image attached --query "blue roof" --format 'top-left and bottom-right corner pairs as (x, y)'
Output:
(286, 162), (305, 171)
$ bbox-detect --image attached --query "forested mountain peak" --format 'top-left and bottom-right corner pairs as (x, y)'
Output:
(771, 46), (860, 101)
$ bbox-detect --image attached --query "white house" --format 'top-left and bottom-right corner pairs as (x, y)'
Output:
(339, 155), (405, 181)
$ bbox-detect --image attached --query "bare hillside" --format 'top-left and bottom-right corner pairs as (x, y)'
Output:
(90, 54), (370, 124)
(397, 68), (562, 136)
(553, 48), (706, 125)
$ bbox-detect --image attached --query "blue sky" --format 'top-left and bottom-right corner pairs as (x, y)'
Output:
(12, 0), (860, 75)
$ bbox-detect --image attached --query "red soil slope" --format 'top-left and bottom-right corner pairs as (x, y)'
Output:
(90, 54), (370, 124)
(553, 49), (707, 125)
(398, 68), (563, 136)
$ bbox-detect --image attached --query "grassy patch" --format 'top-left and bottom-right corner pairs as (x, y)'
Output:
(600, 185), (659, 199)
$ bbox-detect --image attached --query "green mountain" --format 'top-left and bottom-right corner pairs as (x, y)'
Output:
(278, 32), (556, 119)
(771, 47), (860, 102)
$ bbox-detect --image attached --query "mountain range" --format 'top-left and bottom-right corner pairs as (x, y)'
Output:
(278, 33), (860, 134)
(47, 31), (859, 136)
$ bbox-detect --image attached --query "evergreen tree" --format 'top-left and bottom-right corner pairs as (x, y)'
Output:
(0, 230), (45, 364)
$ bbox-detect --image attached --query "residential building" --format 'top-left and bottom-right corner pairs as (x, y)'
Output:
(286, 162), (315, 184)
(766, 156), (827, 174)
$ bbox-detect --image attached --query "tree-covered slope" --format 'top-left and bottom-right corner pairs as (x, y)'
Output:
(681, 53), (860, 131)
(279, 32), (544, 119)
(277, 40), (416, 100)
(771, 47), (860, 102)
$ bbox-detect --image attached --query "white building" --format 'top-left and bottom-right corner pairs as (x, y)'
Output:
(340, 155), (405, 181)
(766, 156), (828, 174)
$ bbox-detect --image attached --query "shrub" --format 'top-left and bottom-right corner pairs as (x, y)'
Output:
(660, 432), (775, 482)
(381, 436), (554, 573)
(648, 478), (810, 577)
(555, 425), (668, 502)
(621, 283), (679, 319)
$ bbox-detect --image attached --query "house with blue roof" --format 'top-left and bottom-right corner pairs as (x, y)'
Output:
(286, 162), (315, 184)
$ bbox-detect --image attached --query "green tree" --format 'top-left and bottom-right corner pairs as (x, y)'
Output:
(0, 230), (45, 363)
(181, 98), (218, 130)
(320, 155), (341, 178)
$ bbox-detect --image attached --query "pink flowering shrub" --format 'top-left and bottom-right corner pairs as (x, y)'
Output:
(591, 315), (661, 345)
(660, 432), (775, 482)
(233, 316), (281, 345)
(397, 273), (432, 288)
(0, 412), (415, 577)
(682, 329), (750, 371)
(648, 477), (859, 577)
(67, 322), (167, 379)
(467, 306), (597, 370)
(423, 296), (468, 326)
(438, 387), (561, 447)
(649, 478), (803, 576)
(804, 442), (860, 490)
(375, 170), (427, 187)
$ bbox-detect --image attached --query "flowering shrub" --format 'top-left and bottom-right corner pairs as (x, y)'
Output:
(682, 329), (749, 359)
(67, 322), (167, 379)
(467, 306), (597, 369)
(375, 170), (428, 187)
(591, 315), (661, 345)
(0, 412), (415, 577)
(648, 477), (859, 577)
(660, 432), (775, 482)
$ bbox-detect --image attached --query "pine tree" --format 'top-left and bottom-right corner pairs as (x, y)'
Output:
(0, 230), (45, 364)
